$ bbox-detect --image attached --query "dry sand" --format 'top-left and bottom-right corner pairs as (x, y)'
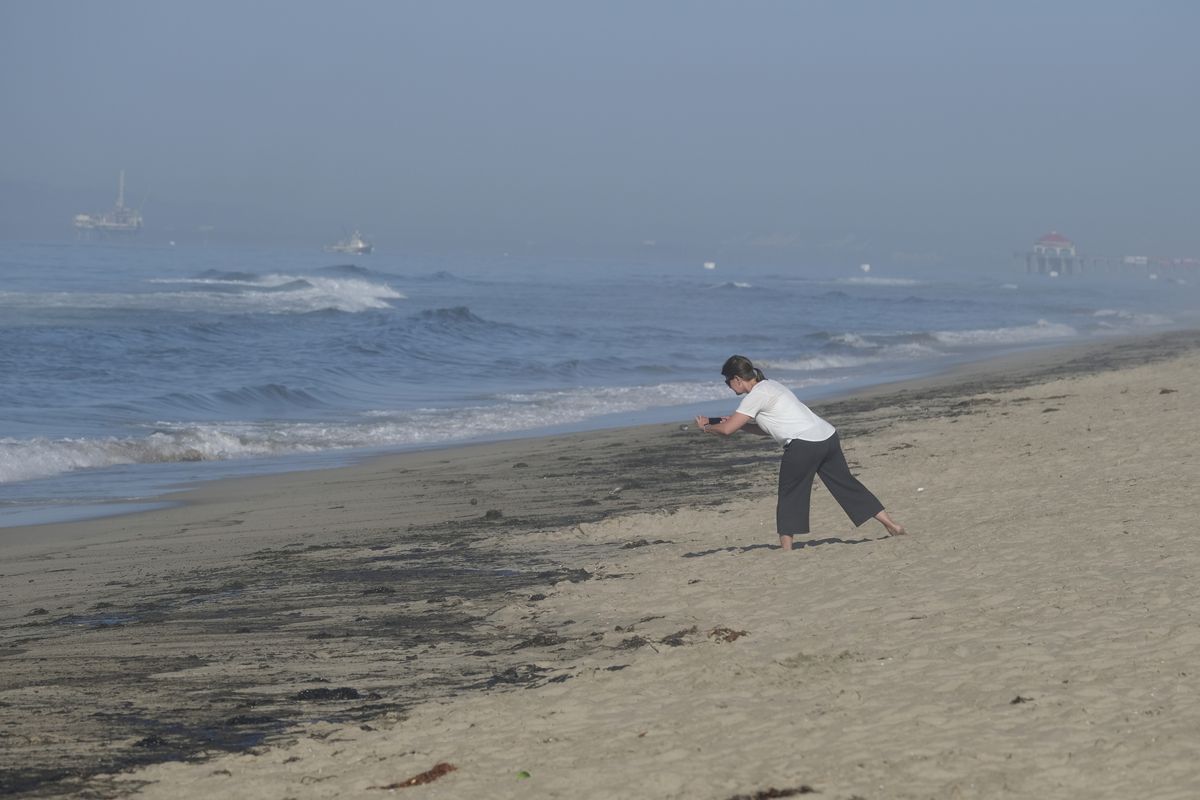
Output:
(3, 330), (1200, 799)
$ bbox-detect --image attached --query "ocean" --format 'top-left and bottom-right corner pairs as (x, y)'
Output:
(2, 240), (1197, 528)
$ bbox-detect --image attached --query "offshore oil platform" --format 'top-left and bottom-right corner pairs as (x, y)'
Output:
(1018, 231), (1199, 278)
(73, 171), (143, 235)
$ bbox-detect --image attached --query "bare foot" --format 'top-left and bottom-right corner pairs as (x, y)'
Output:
(875, 510), (907, 536)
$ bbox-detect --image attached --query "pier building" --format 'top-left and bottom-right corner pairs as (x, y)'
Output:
(1025, 231), (1082, 276)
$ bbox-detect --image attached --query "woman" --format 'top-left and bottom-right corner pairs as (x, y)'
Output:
(695, 355), (906, 550)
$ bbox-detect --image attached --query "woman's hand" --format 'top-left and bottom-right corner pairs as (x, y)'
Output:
(695, 415), (730, 433)
(700, 413), (753, 436)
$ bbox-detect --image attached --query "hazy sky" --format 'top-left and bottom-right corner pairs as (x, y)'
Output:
(2, 1), (1197, 265)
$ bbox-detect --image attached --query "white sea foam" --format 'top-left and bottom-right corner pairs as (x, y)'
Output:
(6, 274), (405, 315)
(488, 382), (739, 429)
(826, 333), (874, 349)
(0, 381), (755, 485)
(931, 320), (1077, 346)
(1092, 308), (1173, 328)
(766, 353), (882, 371)
(153, 273), (407, 312)
(0, 428), (321, 485)
(763, 342), (941, 372)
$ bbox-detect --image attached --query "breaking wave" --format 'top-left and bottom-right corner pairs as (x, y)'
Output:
(930, 320), (1077, 346)
(0, 380), (743, 485)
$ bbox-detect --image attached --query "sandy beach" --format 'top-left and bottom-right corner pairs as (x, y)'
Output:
(4, 329), (1200, 799)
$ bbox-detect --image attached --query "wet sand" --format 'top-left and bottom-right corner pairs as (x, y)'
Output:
(3, 329), (1200, 799)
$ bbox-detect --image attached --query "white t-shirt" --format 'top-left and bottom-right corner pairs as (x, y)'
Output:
(735, 379), (836, 447)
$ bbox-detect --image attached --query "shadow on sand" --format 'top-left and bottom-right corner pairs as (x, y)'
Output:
(682, 535), (878, 558)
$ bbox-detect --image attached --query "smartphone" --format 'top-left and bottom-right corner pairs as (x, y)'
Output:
(707, 417), (723, 425)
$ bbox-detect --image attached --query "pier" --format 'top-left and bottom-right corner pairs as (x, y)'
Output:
(1016, 231), (1200, 277)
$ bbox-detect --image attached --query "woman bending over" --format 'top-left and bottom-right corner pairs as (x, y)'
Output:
(696, 355), (906, 550)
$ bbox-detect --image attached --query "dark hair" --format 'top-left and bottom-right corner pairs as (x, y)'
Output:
(721, 354), (765, 383)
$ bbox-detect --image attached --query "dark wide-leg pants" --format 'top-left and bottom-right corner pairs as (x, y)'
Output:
(776, 432), (884, 535)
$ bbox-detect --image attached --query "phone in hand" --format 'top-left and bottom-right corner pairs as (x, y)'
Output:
(707, 417), (723, 425)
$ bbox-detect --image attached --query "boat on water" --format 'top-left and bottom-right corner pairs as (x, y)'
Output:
(326, 230), (373, 254)
(74, 171), (143, 234)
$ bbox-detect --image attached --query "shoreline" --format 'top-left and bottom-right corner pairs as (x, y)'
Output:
(3, 328), (1200, 798)
(4, 328), (1194, 536)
